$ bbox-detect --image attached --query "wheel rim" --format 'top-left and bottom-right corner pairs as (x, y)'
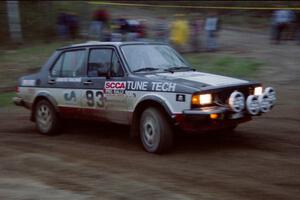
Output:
(36, 104), (53, 132)
(142, 116), (159, 150)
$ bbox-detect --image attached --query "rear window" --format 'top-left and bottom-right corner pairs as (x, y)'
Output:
(50, 50), (86, 77)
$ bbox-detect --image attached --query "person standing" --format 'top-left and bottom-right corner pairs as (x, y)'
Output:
(295, 11), (300, 45)
(68, 13), (79, 39)
(271, 9), (294, 44)
(88, 9), (110, 41)
(204, 12), (220, 51)
(190, 14), (202, 52)
(170, 14), (189, 52)
(154, 16), (169, 42)
(57, 11), (69, 39)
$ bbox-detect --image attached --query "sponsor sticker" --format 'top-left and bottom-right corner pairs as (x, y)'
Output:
(176, 94), (186, 102)
(22, 79), (36, 86)
(127, 81), (148, 91)
(64, 90), (77, 104)
(104, 81), (126, 94)
(230, 112), (244, 119)
(126, 81), (176, 92)
(56, 77), (82, 82)
(151, 82), (176, 92)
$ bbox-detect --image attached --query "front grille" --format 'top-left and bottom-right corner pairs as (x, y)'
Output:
(214, 85), (254, 105)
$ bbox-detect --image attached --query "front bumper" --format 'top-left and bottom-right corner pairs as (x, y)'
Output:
(175, 106), (252, 132)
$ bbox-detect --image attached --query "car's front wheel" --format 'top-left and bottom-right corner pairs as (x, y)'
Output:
(140, 107), (173, 154)
(34, 99), (60, 135)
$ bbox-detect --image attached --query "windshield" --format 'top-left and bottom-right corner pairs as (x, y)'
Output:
(121, 44), (190, 72)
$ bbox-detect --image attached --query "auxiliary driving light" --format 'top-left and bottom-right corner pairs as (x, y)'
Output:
(246, 95), (260, 115)
(264, 87), (276, 106)
(254, 86), (263, 95)
(229, 91), (245, 113)
(258, 93), (271, 113)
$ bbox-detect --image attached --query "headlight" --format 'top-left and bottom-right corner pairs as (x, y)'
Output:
(192, 94), (212, 105)
(254, 86), (263, 95)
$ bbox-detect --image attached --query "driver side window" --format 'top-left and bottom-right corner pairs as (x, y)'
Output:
(88, 48), (124, 77)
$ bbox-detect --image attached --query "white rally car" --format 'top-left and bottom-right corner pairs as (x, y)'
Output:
(13, 42), (276, 153)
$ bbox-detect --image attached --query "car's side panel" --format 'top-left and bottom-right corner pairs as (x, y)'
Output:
(19, 86), (82, 116)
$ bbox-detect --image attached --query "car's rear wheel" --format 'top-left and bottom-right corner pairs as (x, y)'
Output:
(140, 107), (173, 154)
(34, 99), (60, 135)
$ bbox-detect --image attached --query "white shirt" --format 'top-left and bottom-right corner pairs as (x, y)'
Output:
(204, 17), (218, 31)
(273, 10), (294, 24)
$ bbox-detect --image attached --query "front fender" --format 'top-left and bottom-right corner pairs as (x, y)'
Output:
(136, 95), (173, 117)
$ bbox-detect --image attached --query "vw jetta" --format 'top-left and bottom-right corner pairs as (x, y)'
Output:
(13, 41), (276, 153)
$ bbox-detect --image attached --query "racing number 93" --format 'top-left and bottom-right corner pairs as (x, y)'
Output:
(86, 90), (105, 107)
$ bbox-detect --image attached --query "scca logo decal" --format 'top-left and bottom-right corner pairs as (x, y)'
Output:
(64, 91), (76, 102)
(105, 81), (126, 90)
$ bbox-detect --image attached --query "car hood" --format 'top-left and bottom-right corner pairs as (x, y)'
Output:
(144, 71), (250, 92)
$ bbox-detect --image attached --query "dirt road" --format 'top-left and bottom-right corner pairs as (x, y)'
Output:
(0, 29), (299, 200)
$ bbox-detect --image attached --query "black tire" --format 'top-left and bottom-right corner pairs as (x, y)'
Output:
(139, 107), (173, 154)
(34, 99), (61, 135)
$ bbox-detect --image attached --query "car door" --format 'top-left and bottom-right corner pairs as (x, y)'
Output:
(81, 47), (129, 124)
(48, 49), (86, 117)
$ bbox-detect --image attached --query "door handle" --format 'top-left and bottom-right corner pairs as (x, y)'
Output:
(48, 79), (56, 84)
(83, 80), (93, 85)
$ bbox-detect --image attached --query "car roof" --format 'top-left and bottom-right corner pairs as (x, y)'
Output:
(57, 41), (167, 50)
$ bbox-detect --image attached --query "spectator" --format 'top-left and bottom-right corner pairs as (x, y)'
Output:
(295, 12), (300, 45)
(57, 11), (69, 39)
(271, 9), (294, 44)
(137, 19), (148, 41)
(68, 13), (79, 39)
(154, 16), (169, 42)
(190, 14), (202, 52)
(110, 19), (123, 42)
(89, 9), (110, 41)
(204, 12), (221, 51)
(170, 14), (189, 52)
(126, 18), (140, 41)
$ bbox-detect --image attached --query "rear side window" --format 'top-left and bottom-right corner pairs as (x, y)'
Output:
(50, 50), (86, 77)
(51, 55), (63, 77)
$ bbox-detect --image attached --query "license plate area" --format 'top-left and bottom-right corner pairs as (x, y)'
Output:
(229, 112), (244, 119)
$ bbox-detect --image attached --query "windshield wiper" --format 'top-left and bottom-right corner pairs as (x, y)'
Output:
(133, 67), (160, 73)
(164, 66), (195, 73)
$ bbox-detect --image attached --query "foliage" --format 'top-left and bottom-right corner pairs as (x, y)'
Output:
(184, 53), (262, 78)
(0, 92), (15, 107)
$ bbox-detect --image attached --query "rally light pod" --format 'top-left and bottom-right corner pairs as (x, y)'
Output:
(258, 93), (271, 113)
(229, 91), (245, 113)
(264, 87), (276, 107)
(246, 95), (260, 115)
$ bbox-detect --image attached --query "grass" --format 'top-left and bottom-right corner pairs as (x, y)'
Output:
(0, 92), (15, 107)
(184, 53), (262, 78)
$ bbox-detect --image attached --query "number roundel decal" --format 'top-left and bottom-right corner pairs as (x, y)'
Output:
(86, 91), (94, 106)
(86, 90), (105, 107)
